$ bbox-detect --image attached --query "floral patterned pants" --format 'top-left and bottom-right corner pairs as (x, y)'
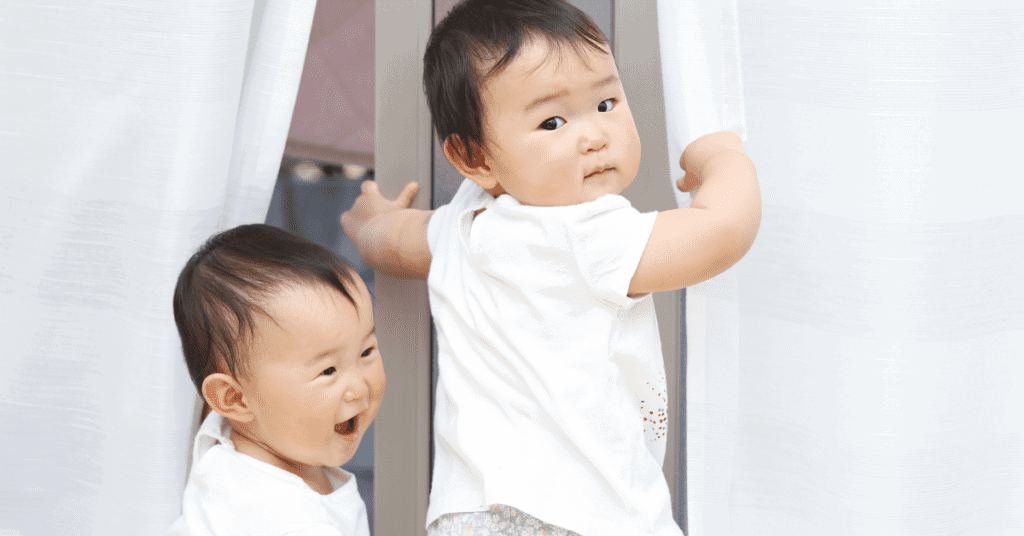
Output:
(427, 504), (582, 536)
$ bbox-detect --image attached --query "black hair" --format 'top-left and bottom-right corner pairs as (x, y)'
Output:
(423, 0), (608, 164)
(172, 224), (359, 396)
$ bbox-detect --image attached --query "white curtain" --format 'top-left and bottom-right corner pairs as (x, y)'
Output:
(659, 0), (1024, 534)
(0, 1), (315, 533)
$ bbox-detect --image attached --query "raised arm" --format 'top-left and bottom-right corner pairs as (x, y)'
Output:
(341, 180), (433, 280)
(628, 131), (761, 295)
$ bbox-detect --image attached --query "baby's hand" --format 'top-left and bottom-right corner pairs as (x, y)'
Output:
(676, 131), (745, 192)
(341, 180), (420, 246)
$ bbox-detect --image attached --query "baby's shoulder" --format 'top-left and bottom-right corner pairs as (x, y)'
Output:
(188, 446), (326, 514)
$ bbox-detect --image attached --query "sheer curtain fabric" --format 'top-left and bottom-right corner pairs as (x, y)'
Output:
(659, 0), (1024, 534)
(0, 1), (315, 533)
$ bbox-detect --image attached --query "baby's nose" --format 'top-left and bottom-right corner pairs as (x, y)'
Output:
(343, 376), (370, 406)
(578, 125), (608, 153)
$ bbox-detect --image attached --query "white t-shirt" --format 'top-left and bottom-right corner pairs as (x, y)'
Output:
(168, 412), (370, 536)
(425, 179), (680, 536)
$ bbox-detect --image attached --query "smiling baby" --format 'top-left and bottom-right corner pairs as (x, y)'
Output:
(169, 224), (383, 536)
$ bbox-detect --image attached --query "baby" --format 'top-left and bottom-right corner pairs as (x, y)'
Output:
(169, 224), (383, 536)
(343, 0), (760, 534)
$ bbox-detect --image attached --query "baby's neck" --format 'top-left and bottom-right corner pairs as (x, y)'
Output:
(303, 467), (334, 495)
(229, 427), (334, 495)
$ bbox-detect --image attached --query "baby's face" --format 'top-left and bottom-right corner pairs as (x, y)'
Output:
(239, 280), (384, 470)
(475, 38), (641, 206)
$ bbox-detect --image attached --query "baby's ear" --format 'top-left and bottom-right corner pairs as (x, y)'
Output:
(202, 373), (254, 423)
(443, 135), (499, 191)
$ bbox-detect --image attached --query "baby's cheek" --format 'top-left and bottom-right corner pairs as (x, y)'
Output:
(368, 362), (386, 407)
(374, 372), (386, 398)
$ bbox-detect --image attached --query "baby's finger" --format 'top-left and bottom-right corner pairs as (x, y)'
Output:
(396, 182), (420, 207)
(677, 171), (700, 192)
(361, 180), (379, 195)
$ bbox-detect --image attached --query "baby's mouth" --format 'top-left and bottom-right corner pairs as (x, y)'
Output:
(335, 415), (358, 436)
(585, 166), (613, 179)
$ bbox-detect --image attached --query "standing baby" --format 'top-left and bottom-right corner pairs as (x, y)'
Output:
(169, 224), (383, 536)
(343, 0), (761, 534)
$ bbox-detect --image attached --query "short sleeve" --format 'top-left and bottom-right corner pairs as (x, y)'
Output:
(427, 179), (492, 254)
(568, 196), (657, 308)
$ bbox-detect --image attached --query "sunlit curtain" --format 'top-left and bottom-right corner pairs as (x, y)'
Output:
(0, 0), (315, 533)
(659, 0), (1024, 534)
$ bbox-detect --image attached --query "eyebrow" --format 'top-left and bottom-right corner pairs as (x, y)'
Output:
(305, 326), (377, 366)
(523, 73), (620, 113)
(307, 348), (336, 366)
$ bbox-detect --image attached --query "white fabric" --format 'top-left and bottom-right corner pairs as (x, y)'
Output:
(657, 1), (745, 532)
(424, 179), (680, 536)
(169, 412), (369, 536)
(660, 0), (1024, 534)
(0, 1), (316, 534)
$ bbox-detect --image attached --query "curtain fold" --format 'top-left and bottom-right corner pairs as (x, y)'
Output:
(658, 1), (745, 534)
(661, 0), (1024, 534)
(0, 1), (315, 533)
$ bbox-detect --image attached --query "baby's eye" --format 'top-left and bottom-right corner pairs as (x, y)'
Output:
(598, 98), (615, 112)
(540, 117), (566, 130)
(321, 366), (336, 376)
(361, 346), (376, 358)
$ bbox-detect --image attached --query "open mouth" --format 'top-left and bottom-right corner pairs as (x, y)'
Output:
(335, 415), (358, 436)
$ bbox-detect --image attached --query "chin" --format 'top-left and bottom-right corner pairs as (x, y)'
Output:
(313, 448), (354, 469)
(331, 453), (356, 468)
(331, 436), (364, 466)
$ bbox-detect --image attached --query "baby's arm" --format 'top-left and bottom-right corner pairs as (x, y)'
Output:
(628, 131), (761, 295)
(340, 180), (433, 280)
